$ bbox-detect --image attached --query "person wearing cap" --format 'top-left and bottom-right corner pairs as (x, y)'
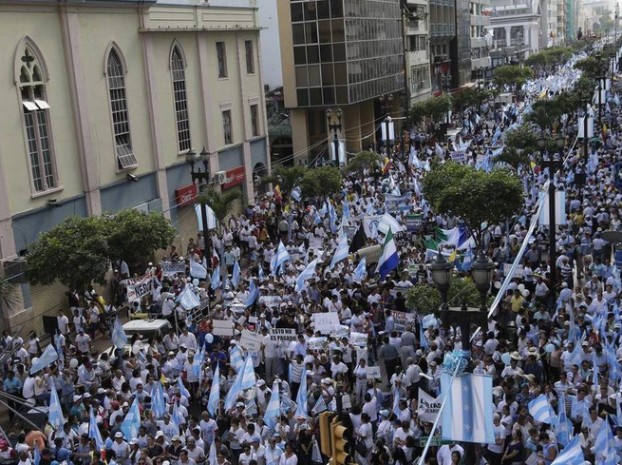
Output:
(74, 328), (92, 355)
(184, 437), (205, 465)
(165, 436), (183, 465)
(111, 432), (130, 465)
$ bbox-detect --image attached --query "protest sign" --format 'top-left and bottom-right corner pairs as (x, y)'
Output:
(161, 261), (186, 277)
(418, 388), (441, 423)
(308, 337), (327, 350)
(391, 310), (416, 332)
(384, 194), (412, 213)
(270, 328), (297, 343)
(212, 319), (234, 337)
(404, 213), (423, 233)
(366, 366), (381, 380)
(350, 332), (368, 347)
(503, 263), (524, 278)
(240, 330), (263, 352)
(450, 152), (465, 163)
(126, 276), (154, 302)
(313, 312), (340, 334)
(262, 296), (281, 309)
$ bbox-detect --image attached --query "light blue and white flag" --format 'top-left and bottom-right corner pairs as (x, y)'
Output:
(551, 435), (584, 465)
(271, 241), (291, 275)
(30, 344), (59, 374)
(172, 399), (184, 427)
(295, 368), (308, 419)
(224, 365), (244, 410)
(88, 407), (104, 450)
(328, 201), (338, 234)
(231, 261), (241, 288)
(207, 364), (220, 417)
(120, 397), (141, 440)
(208, 441), (218, 465)
(291, 187), (302, 202)
(556, 393), (571, 447)
(329, 235), (349, 270)
(592, 419), (611, 457)
(419, 323), (429, 350)
(529, 394), (554, 424)
(392, 385), (401, 417)
(263, 380), (281, 430)
(210, 266), (221, 290)
(376, 229), (399, 279)
(342, 200), (351, 221)
(34, 447), (40, 465)
(177, 377), (191, 398)
(151, 382), (166, 419)
(312, 396), (328, 414)
(295, 258), (319, 292)
(230, 346), (244, 372)
(440, 373), (494, 443)
(258, 266), (265, 280)
(190, 259), (208, 280)
(353, 257), (367, 282)
(48, 384), (65, 429)
(245, 279), (259, 307)
(179, 285), (200, 310)
(240, 356), (256, 390)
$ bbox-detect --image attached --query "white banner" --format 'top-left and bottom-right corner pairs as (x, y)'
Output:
(312, 312), (340, 334)
(126, 276), (154, 302)
(240, 329), (263, 352)
(269, 328), (297, 342)
(418, 388), (441, 423)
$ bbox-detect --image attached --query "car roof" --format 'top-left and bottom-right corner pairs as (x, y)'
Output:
(122, 319), (171, 332)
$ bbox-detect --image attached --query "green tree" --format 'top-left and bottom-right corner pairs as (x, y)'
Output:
(344, 151), (382, 174)
(198, 188), (243, 231)
(407, 277), (484, 315)
(452, 88), (493, 111)
(261, 165), (306, 197)
(26, 216), (111, 292)
(574, 55), (608, 79)
(107, 209), (176, 271)
(300, 166), (342, 199)
(492, 65), (533, 89)
(422, 163), (524, 252)
(410, 94), (454, 124)
(504, 123), (540, 154)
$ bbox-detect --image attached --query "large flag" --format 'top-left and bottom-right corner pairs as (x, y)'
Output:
(551, 436), (584, 465)
(120, 397), (141, 440)
(208, 441), (218, 465)
(378, 213), (405, 235)
(264, 380), (281, 430)
(376, 229), (399, 279)
(272, 241), (291, 275)
(295, 369), (308, 419)
(89, 407), (104, 450)
(329, 235), (349, 270)
(177, 377), (191, 398)
(111, 316), (128, 349)
(224, 364), (244, 410)
(172, 399), (184, 427)
(245, 279), (259, 307)
(353, 257), (367, 283)
(48, 384), (65, 429)
(240, 356), (256, 390)
(349, 224), (367, 253)
(231, 261), (242, 288)
(529, 394), (554, 424)
(190, 259), (208, 280)
(440, 373), (494, 443)
(151, 382), (166, 419)
(207, 364), (220, 417)
(311, 396), (328, 415)
(179, 285), (201, 310)
(230, 346), (244, 372)
(295, 259), (319, 292)
(555, 393), (571, 447)
(30, 344), (59, 374)
(418, 388), (441, 423)
(210, 266), (221, 290)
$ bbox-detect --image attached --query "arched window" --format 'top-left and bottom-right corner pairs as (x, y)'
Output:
(106, 46), (136, 170)
(18, 41), (58, 193)
(171, 44), (191, 153)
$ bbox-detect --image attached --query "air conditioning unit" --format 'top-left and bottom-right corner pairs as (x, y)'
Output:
(215, 171), (227, 184)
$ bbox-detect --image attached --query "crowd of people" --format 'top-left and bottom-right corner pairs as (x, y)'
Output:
(2, 38), (622, 465)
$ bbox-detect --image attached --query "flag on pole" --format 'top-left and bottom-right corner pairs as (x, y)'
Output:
(272, 241), (291, 275)
(551, 435), (584, 465)
(342, 200), (351, 221)
(230, 346), (244, 372)
(245, 279), (259, 307)
(224, 365), (244, 410)
(556, 393), (571, 447)
(353, 257), (367, 282)
(258, 266), (265, 280)
(231, 261), (242, 288)
(528, 394), (555, 424)
(207, 364), (220, 417)
(172, 399), (184, 427)
(295, 259), (319, 292)
(329, 235), (349, 270)
(120, 398), (141, 440)
(210, 266), (221, 290)
(48, 383), (65, 430)
(208, 441), (218, 465)
(30, 344), (59, 374)
(240, 356), (256, 390)
(295, 369), (308, 419)
(177, 377), (191, 398)
(151, 382), (166, 419)
(190, 259), (208, 280)
(33, 447), (40, 465)
(376, 229), (399, 279)
(89, 407), (104, 450)
(392, 385), (401, 417)
(440, 373), (495, 443)
(311, 396), (328, 414)
(419, 323), (429, 350)
(263, 380), (281, 430)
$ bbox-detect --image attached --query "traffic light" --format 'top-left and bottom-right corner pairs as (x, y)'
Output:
(319, 412), (333, 457)
(330, 418), (351, 465)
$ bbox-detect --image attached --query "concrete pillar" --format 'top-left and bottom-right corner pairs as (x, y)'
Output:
(505, 26), (511, 46)
(290, 109), (310, 164)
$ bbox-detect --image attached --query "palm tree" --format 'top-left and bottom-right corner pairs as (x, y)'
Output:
(198, 188), (242, 231)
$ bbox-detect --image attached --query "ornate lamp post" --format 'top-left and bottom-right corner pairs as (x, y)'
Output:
(326, 108), (342, 166)
(186, 148), (212, 264)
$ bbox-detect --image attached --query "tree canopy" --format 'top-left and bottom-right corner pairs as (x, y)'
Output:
(410, 94), (454, 125)
(452, 88), (493, 111)
(492, 65), (533, 88)
(261, 165), (306, 197)
(422, 163), (524, 251)
(198, 188), (243, 228)
(300, 166), (342, 199)
(524, 46), (574, 69)
(574, 55), (609, 79)
(344, 151), (382, 174)
(407, 277), (485, 315)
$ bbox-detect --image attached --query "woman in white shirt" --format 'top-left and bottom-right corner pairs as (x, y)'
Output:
(355, 413), (373, 465)
(278, 443), (297, 465)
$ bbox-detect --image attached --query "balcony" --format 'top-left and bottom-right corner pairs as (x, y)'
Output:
(472, 56), (492, 69)
(471, 36), (488, 48)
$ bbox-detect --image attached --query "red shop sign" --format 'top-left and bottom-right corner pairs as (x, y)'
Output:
(221, 166), (245, 190)
(175, 184), (197, 208)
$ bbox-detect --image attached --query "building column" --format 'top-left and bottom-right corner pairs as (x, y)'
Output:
(140, 32), (171, 217)
(58, 6), (102, 216)
(196, 33), (220, 175)
(505, 26), (511, 46)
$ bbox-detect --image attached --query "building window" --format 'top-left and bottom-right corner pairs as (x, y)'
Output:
(106, 47), (137, 170)
(245, 40), (255, 74)
(250, 104), (259, 137)
(171, 45), (191, 153)
(216, 42), (228, 78)
(222, 110), (232, 145)
(18, 44), (58, 193)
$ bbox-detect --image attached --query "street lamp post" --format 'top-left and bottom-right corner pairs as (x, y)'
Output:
(326, 108), (342, 166)
(581, 98), (590, 158)
(597, 75), (606, 127)
(379, 94), (394, 154)
(430, 252), (493, 465)
(186, 148), (212, 265)
(537, 135), (565, 306)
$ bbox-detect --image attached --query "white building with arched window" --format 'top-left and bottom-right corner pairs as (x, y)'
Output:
(0, 0), (269, 331)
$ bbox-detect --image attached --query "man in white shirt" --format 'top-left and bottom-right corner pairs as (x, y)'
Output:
(437, 443), (464, 465)
(57, 310), (69, 335)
